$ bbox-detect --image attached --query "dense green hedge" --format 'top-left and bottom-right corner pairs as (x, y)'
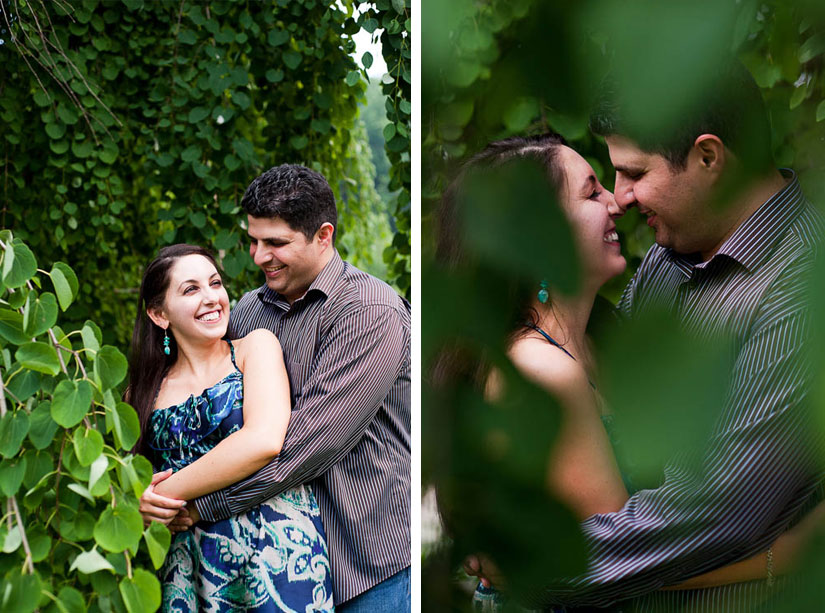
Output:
(2, 0), (411, 347)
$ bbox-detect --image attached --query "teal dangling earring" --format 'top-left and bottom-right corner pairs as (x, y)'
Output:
(537, 280), (549, 304)
(163, 329), (171, 355)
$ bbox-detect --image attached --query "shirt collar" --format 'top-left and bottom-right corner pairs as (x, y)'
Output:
(666, 169), (804, 275)
(257, 250), (344, 310)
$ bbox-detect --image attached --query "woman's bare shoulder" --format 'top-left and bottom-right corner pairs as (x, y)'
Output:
(232, 328), (281, 366)
(508, 337), (592, 401)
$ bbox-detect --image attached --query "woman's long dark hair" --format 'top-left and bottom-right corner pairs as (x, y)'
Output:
(128, 244), (219, 455)
(430, 133), (568, 389)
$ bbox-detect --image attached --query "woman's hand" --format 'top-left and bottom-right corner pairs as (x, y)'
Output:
(139, 469), (188, 527)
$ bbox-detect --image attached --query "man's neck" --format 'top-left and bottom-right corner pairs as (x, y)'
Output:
(700, 169), (788, 262)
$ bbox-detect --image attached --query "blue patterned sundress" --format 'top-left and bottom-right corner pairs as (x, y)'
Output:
(148, 341), (334, 612)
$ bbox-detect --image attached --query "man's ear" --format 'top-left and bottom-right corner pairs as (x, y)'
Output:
(316, 222), (335, 248)
(146, 307), (168, 331)
(693, 134), (726, 172)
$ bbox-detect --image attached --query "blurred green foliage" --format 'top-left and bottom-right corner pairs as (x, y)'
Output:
(423, 0), (825, 609)
(1, 0), (410, 349)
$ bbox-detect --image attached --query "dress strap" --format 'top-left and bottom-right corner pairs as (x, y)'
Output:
(225, 339), (240, 372)
(524, 322), (597, 390)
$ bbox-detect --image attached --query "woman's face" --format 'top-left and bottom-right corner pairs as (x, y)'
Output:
(556, 146), (626, 286)
(155, 254), (230, 344)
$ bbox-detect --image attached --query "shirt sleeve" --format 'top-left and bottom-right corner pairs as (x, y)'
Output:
(529, 261), (822, 608)
(193, 302), (409, 521)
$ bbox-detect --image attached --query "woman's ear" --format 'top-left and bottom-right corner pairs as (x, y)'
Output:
(146, 307), (168, 331)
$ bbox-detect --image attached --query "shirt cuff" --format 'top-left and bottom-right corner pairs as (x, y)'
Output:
(193, 490), (232, 522)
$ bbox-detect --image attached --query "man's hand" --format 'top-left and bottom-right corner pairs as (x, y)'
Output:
(464, 554), (505, 589)
(139, 469), (187, 527)
(169, 505), (200, 533)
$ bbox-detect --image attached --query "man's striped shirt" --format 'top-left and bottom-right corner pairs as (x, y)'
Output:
(192, 251), (411, 605)
(537, 171), (824, 611)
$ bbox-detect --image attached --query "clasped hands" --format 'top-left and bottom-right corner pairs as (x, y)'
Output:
(464, 554), (505, 589)
(139, 469), (200, 532)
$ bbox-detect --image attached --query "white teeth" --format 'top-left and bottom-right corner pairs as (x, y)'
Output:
(197, 311), (220, 322)
(604, 231), (619, 243)
(265, 265), (285, 272)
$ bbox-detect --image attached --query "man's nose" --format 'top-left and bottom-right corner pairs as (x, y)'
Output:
(251, 242), (268, 266)
(613, 175), (636, 214)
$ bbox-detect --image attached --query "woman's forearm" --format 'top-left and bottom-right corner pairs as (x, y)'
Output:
(153, 427), (280, 501)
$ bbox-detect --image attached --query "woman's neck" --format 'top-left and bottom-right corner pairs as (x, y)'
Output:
(169, 336), (230, 383)
(531, 280), (599, 366)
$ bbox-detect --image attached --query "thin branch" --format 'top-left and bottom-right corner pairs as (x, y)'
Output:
(10, 496), (34, 573)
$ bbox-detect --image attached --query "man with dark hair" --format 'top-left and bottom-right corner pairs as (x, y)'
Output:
(144, 164), (411, 611)
(470, 60), (824, 610)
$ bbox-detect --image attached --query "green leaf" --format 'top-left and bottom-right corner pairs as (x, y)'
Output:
(0, 410), (31, 458)
(16, 342), (61, 376)
(73, 426), (104, 466)
(3, 239), (38, 289)
(0, 409), (30, 458)
(224, 154), (241, 171)
(290, 135), (308, 150)
(144, 522), (171, 570)
(188, 106), (210, 123)
(0, 571), (41, 613)
(181, 144), (202, 162)
(81, 320), (102, 353)
(109, 402), (140, 451)
(345, 70), (361, 87)
(265, 68), (284, 83)
(70, 547), (116, 574)
(817, 100), (825, 122)
(117, 453), (152, 498)
(362, 51), (374, 69)
(50, 262), (79, 311)
(68, 482), (95, 502)
(189, 211), (207, 228)
(45, 121), (67, 140)
(94, 504), (143, 553)
(51, 379), (94, 428)
(283, 51), (302, 70)
(267, 29), (289, 46)
(1, 524), (22, 552)
(178, 28), (197, 45)
(56, 586), (87, 613)
(213, 229), (238, 250)
(0, 311), (29, 345)
(94, 345), (128, 391)
(383, 123), (397, 141)
(28, 401), (59, 450)
(99, 142), (119, 164)
(0, 456), (27, 497)
(233, 91), (251, 110)
(23, 291), (59, 337)
(89, 453), (109, 491)
(7, 369), (41, 402)
(71, 139), (95, 158)
(392, 0), (405, 14)
(119, 569), (161, 613)
(232, 137), (255, 162)
(57, 103), (79, 125)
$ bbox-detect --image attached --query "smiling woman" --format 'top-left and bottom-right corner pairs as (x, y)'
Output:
(126, 244), (334, 612)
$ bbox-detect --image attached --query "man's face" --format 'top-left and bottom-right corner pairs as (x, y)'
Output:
(247, 215), (330, 303)
(606, 135), (716, 255)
